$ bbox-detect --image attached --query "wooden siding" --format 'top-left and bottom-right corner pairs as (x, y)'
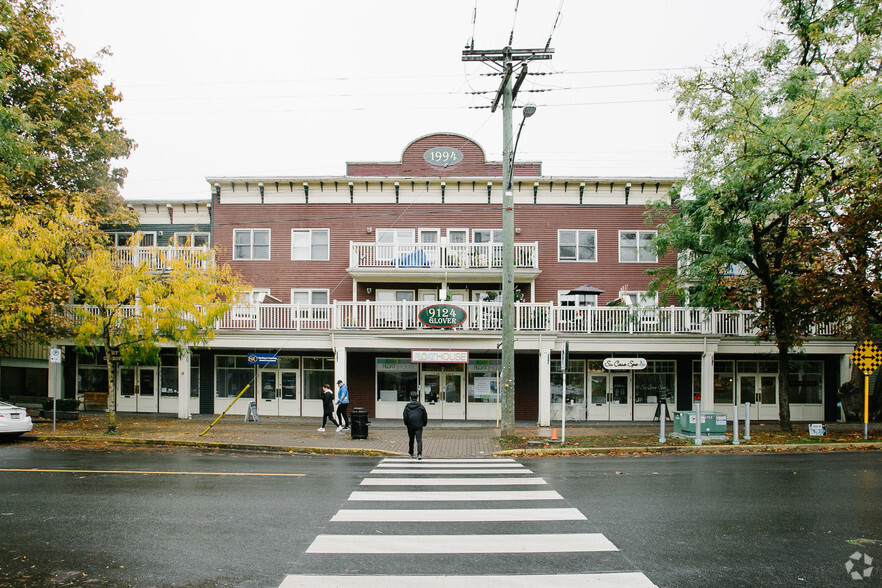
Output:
(213, 202), (675, 305)
(346, 133), (541, 178)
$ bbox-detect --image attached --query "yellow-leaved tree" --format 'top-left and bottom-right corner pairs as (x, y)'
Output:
(70, 234), (245, 433)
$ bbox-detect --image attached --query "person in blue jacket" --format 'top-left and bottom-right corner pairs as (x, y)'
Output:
(335, 380), (350, 432)
(402, 390), (428, 459)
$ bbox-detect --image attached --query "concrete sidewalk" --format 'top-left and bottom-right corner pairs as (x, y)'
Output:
(24, 413), (882, 458)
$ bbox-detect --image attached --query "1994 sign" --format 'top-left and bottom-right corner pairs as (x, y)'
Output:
(423, 147), (463, 167)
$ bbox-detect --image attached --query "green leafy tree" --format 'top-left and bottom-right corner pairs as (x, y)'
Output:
(0, 0), (136, 350)
(0, 0), (133, 214)
(651, 0), (882, 430)
(70, 234), (246, 432)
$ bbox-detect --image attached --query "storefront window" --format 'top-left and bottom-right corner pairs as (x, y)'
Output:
(634, 360), (675, 403)
(77, 355), (107, 396)
(551, 359), (585, 404)
(468, 359), (499, 403)
(376, 358), (418, 402)
(692, 360), (735, 404)
(190, 354), (200, 398)
(303, 357), (334, 400)
(789, 360), (823, 404)
(160, 353), (178, 397)
(215, 355), (254, 398)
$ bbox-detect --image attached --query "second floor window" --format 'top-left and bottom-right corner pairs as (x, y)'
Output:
(234, 229), (270, 260)
(619, 231), (657, 263)
(291, 229), (329, 260)
(558, 230), (596, 262)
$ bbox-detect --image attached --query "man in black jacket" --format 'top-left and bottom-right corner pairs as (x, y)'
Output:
(402, 391), (428, 459)
(318, 384), (339, 432)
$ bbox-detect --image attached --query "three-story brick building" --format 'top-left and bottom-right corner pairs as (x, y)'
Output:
(65, 132), (854, 424)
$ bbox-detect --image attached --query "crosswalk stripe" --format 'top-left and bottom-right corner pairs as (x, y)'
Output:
(306, 533), (618, 554)
(280, 573), (658, 587)
(382, 458), (518, 463)
(360, 477), (546, 486)
(370, 468), (530, 475)
(349, 490), (562, 501)
(376, 462), (525, 468)
(331, 507), (587, 522)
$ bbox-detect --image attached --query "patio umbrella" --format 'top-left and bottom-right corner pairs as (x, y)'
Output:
(567, 284), (604, 295)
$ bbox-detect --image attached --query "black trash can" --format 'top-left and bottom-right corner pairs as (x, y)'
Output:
(350, 407), (370, 439)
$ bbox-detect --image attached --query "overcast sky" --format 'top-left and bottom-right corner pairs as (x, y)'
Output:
(55, 0), (776, 201)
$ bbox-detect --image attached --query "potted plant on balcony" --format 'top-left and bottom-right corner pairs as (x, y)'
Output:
(40, 398), (80, 420)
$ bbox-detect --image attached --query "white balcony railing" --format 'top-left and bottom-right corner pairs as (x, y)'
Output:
(349, 242), (538, 270)
(64, 303), (841, 338)
(111, 246), (212, 271)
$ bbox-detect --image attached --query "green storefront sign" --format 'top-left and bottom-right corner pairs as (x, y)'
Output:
(418, 304), (467, 329)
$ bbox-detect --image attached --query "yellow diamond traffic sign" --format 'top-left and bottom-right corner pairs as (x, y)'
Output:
(851, 340), (882, 376)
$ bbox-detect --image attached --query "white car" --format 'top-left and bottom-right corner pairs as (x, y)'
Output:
(0, 400), (33, 439)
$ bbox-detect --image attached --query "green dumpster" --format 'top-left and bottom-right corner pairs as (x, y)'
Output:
(673, 411), (727, 435)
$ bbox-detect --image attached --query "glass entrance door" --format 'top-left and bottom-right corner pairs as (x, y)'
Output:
(588, 373), (631, 420)
(117, 367), (157, 413)
(422, 371), (464, 420)
(738, 375), (778, 420)
(258, 369), (300, 416)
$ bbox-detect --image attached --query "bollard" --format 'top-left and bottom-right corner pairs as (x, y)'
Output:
(744, 402), (751, 441)
(659, 409), (666, 444)
(694, 402), (702, 446)
(733, 404), (740, 445)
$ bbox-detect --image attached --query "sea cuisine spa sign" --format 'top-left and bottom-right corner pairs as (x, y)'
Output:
(418, 304), (467, 329)
(603, 357), (648, 370)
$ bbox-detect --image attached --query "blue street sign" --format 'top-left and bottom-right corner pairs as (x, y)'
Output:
(247, 353), (278, 365)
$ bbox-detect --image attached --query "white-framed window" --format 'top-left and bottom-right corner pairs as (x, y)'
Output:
(376, 228), (415, 244)
(472, 229), (502, 243)
(619, 230), (657, 263)
(557, 290), (598, 307)
(419, 229), (440, 243)
(558, 229), (597, 262)
(234, 229), (270, 260)
(173, 232), (210, 247)
(446, 229), (468, 244)
(291, 229), (329, 261)
(291, 289), (329, 305)
(620, 291), (657, 307)
(109, 231), (155, 246)
(376, 228), (415, 262)
(291, 289), (330, 322)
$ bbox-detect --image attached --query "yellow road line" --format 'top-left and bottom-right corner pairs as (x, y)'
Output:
(0, 468), (304, 477)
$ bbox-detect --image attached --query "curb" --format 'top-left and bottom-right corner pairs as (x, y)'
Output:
(28, 434), (401, 457)
(494, 441), (882, 457)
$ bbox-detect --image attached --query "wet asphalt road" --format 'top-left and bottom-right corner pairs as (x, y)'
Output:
(0, 443), (879, 587)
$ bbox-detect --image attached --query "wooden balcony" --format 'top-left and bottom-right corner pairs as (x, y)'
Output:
(65, 302), (840, 338)
(111, 246), (213, 271)
(347, 242), (541, 282)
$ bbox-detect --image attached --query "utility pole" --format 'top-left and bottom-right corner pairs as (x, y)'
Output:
(462, 46), (553, 435)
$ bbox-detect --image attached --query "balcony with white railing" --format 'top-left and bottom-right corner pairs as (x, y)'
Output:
(64, 302), (841, 339)
(111, 246), (213, 271)
(347, 241), (541, 281)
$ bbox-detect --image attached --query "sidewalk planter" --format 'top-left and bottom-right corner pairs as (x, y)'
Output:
(350, 408), (370, 440)
(40, 398), (80, 421)
(673, 411), (726, 435)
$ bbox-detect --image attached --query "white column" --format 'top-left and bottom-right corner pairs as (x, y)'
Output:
(700, 348), (715, 413)
(177, 348), (191, 419)
(335, 346), (348, 391)
(538, 347), (551, 426)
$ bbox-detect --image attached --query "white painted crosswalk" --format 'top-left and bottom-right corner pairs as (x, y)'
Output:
(281, 457), (658, 587)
